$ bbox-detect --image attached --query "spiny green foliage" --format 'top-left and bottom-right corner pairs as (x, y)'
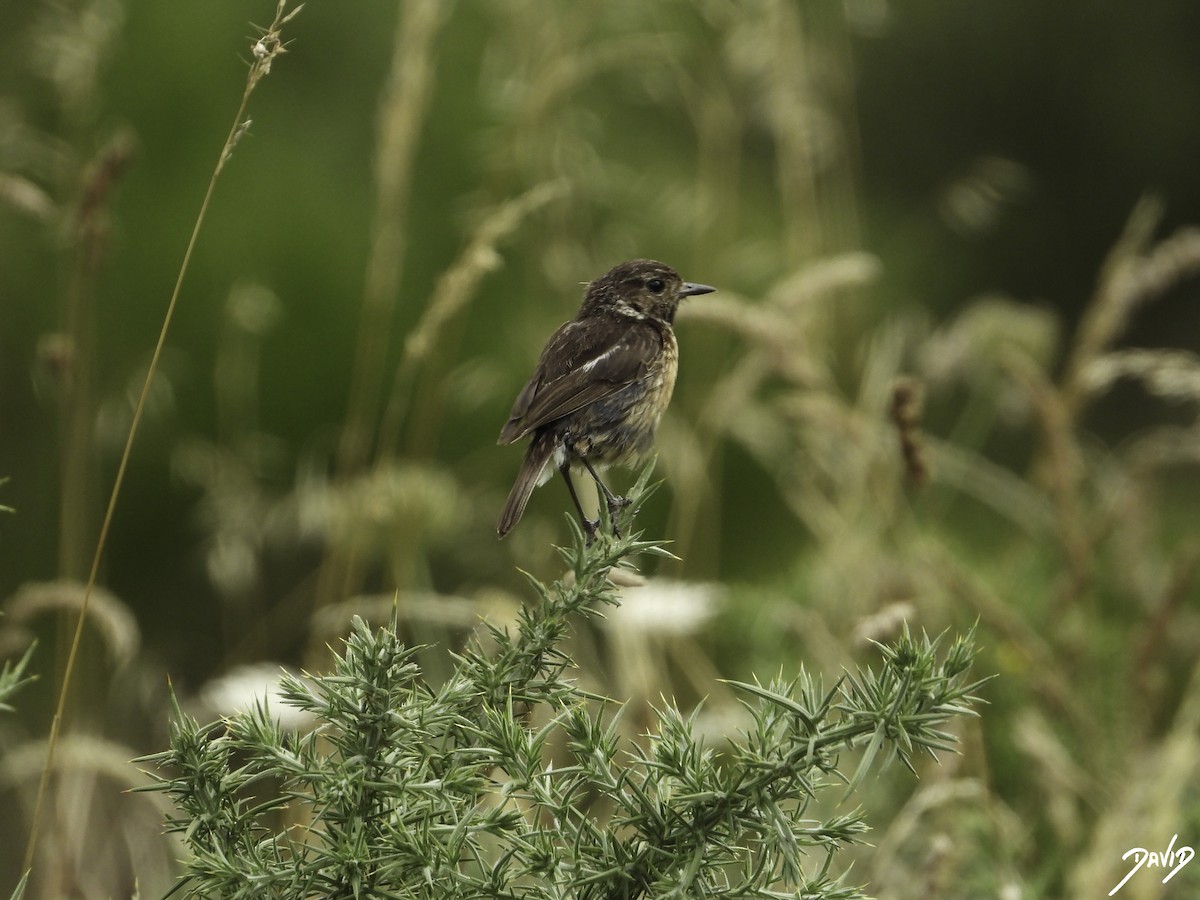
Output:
(0, 641), (35, 717)
(140, 474), (986, 899)
(2, 608), (35, 899)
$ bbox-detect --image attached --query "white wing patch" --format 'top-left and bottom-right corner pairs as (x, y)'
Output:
(576, 344), (621, 377)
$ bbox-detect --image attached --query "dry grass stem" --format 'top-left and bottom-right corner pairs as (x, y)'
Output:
(1063, 199), (1200, 416)
(1081, 348), (1200, 404)
(22, 0), (301, 875)
(376, 179), (568, 461)
(58, 130), (137, 580)
(1066, 660), (1200, 896)
(312, 0), (451, 626)
(1134, 543), (1200, 700)
(1004, 353), (1091, 601)
(4, 582), (139, 668)
(334, 0), (450, 478)
(890, 377), (929, 488)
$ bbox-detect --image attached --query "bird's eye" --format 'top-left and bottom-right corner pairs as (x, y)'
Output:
(646, 277), (665, 294)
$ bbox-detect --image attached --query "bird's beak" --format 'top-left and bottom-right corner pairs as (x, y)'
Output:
(680, 282), (716, 297)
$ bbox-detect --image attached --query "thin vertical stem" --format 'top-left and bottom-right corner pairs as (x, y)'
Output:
(22, 1), (300, 875)
(312, 0), (451, 621)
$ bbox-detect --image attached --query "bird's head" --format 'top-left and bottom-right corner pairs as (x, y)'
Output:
(580, 259), (715, 325)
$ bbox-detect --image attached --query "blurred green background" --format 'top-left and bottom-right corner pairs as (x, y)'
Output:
(2, 1), (1199, 897)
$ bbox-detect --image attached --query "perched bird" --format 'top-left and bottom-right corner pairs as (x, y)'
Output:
(497, 259), (715, 539)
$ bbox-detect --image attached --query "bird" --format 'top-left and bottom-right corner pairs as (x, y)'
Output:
(497, 259), (715, 540)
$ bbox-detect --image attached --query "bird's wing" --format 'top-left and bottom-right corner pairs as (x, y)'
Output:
(497, 318), (660, 444)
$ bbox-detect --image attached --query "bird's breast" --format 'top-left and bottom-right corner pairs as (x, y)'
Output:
(565, 329), (678, 465)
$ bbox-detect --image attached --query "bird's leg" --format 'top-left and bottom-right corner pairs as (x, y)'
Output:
(559, 463), (599, 543)
(579, 458), (630, 538)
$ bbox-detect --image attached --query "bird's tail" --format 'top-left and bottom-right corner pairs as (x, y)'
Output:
(497, 436), (556, 537)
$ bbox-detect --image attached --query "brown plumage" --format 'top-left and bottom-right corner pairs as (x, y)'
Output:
(497, 259), (715, 539)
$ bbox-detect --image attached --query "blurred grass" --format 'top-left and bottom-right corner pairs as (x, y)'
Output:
(1, 0), (1199, 897)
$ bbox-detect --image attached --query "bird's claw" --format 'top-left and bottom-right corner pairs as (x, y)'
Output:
(581, 517), (600, 545)
(580, 496), (630, 544)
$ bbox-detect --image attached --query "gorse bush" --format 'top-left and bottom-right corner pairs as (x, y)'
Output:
(141, 476), (986, 899)
(0, 644), (35, 720)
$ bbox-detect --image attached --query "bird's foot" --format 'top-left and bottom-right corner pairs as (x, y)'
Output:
(581, 516), (600, 545)
(605, 495), (632, 538)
